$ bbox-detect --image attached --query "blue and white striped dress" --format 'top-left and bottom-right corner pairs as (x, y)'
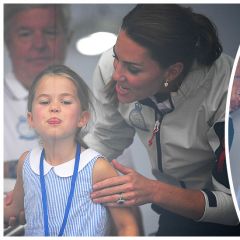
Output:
(22, 147), (110, 236)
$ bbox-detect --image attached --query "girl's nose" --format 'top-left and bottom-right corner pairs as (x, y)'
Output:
(50, 102), (60, 112)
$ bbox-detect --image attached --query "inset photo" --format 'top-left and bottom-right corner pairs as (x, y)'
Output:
(228, 46), (240, 221)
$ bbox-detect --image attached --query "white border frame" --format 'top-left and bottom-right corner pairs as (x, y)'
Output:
(225, 45), (240, 222)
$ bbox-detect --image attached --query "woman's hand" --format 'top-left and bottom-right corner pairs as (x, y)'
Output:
(4, 191), (26, 227)
(91, 159), (156, 207)
(91, 160), (206, 220)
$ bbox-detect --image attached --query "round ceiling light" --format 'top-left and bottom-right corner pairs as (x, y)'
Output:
(76, 32), (117, 56)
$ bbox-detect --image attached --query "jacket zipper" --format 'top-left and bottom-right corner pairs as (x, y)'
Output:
(148, 112), (163, 172)
(148, 120), (160, 146)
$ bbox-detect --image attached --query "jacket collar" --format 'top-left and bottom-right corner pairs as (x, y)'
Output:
(140, 61), (208, 110)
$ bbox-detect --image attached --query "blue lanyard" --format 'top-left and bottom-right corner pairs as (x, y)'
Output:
(40, 143), (81, 236)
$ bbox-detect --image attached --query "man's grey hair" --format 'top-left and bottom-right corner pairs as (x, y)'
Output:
(4, 4), (71, 42)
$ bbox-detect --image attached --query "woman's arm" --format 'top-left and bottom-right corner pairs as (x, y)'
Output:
(91, 159), (239, 226)
(92, 159), (205, 220)
(93, 158), (139, 236)
(4, 152), (27, 226)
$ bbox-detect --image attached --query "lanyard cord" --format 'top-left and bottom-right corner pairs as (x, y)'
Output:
(40, 143), (81, 236)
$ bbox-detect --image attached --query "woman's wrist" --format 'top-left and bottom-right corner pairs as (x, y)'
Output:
(149, 180), (206, 220)
(149, 179), (164, 205)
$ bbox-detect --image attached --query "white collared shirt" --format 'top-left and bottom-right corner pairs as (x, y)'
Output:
(4, 72), (39, 162)
(29, 147), (101, 177)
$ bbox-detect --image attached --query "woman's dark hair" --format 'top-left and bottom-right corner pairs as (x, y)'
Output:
(105, 4), (223, 102)
(121, 4), (222, 78)
(28, 64), (93, 147)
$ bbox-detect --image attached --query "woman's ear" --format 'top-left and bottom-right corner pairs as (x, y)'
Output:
(164, 62), (183, 83)
(78, 111), (90, 128)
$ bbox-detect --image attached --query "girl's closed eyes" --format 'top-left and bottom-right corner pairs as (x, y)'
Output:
(38, 98), (50, 105)
(60, 98), (73, 105)
(37, 95), (76, 106)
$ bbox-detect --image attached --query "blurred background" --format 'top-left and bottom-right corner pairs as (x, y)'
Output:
(4, 3), (240, 235)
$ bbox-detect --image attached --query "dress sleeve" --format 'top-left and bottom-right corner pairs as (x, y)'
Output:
(83, 49), (136, 160)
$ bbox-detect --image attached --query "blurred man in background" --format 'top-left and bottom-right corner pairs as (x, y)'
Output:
(4, 4), (71, 178)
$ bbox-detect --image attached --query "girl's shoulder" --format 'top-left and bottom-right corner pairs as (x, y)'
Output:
(18, 151), (30, 166)
(92, 156), (118, 184)
(17, 151), (30, 178)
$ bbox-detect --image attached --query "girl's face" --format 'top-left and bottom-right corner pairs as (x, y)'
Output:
(28, 75), (88, 141)
(112, 30), (167, 103)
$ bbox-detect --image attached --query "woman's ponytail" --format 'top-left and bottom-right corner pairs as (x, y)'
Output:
(193, 13), (222, 66)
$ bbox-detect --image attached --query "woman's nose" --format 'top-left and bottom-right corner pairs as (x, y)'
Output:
(112, 60), (125, 82)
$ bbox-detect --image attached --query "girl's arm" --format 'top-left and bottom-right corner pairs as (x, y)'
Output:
(93, 158), (139, 236)
(4, 152), (28, 226)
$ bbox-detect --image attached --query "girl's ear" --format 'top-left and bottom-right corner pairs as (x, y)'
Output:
(27, 112), (34, 128)
(78, 111), (90, 128)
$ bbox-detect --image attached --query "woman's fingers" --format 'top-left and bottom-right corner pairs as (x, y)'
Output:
(91, 161), (154, 206)
(5, 210), (26, 228)
(18, 210), (26, 225)
(92, 160), (134, 191)
(93, 191), (137, 207)
(92, 174), (129, 191)
(111, 159), (133, 175)
(4, 190), (26, 227)
(91, 181), (131, 203)
(91, 174), (135, 204)
(4, 191), (14, 206)
(8, 216), (19, 227)
(93, 192), (127, 204)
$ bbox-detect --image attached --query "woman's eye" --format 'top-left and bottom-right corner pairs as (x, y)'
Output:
(128, 65), (141, 75)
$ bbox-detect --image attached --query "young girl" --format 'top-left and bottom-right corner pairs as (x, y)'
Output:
(4, 65), (139, 236)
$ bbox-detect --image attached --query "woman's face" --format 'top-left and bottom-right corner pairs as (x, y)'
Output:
(112, 30), (166, 103)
